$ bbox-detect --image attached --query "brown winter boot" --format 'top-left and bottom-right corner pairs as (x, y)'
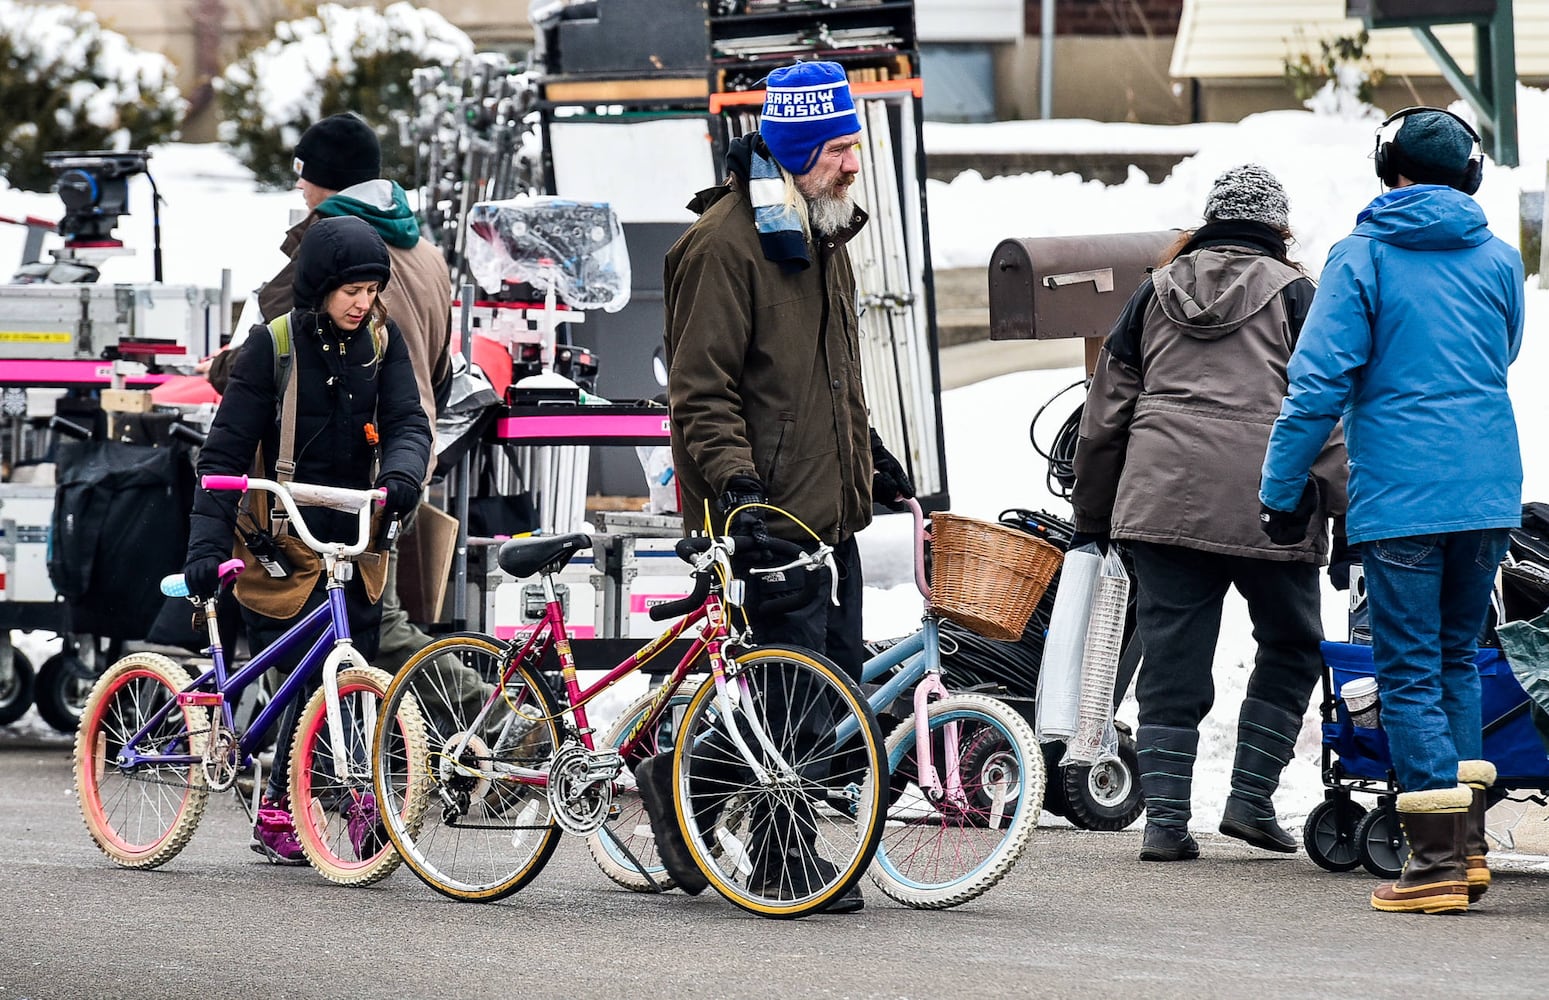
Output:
(1370, 786), (1471, 915)
(1458, 760), (1495, 902)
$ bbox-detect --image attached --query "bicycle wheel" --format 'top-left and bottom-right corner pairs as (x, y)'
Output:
(673, 645), (887, 918)
(74, 653), (209, 868)
(587, 686), (693, 891)
(289, 665), (428, 886)
(373, 633), (564, 902)
(871, 693), (1043, 908)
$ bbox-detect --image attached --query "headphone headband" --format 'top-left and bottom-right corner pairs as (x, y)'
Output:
(1373, 105), (1484, 194)
(1378, 105), (1482, 145)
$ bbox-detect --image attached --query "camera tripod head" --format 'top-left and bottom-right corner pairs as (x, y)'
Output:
(43, 149), (152, 246)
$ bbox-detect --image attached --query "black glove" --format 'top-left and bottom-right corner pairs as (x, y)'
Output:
(183, 555), (224, 601)
(717, 474), (771, 549)
(1068, 530), (1109, 553)
(375, 471), (421, 520)
(1260, 478), (1320, 546)
(870, 427), (915, 513)
(1327, 526), (1359, 591)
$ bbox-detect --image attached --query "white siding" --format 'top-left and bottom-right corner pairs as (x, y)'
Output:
(1171, 0), (1549, 78)
(916, 0), (1022, 43)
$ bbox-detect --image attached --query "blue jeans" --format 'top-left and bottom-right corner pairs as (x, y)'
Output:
(1362, 529), (1510, 792)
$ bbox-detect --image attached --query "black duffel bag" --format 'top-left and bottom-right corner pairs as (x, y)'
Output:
(48, 440), (193, 640)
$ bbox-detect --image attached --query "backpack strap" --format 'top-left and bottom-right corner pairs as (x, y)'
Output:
(367, 317), (387, 480)
(268, 311), (298, 484)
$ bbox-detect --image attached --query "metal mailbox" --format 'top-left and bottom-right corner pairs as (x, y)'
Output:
(988, 230), (1178, 341)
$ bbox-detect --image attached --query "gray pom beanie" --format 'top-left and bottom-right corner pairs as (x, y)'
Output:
(1203, 164), (1290, 232)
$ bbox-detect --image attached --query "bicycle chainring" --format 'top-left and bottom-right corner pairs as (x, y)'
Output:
(202, 730), (240, 791)
(546, 743), (622, 836)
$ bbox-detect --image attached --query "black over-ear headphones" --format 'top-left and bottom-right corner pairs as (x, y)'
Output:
(1373, 105), (1484, 195)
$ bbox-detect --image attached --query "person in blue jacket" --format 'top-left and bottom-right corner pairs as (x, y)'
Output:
(1259, 107), (1523, 916)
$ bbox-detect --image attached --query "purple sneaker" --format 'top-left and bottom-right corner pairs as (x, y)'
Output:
(345, 792), (385, 859)
(251, 798), (306, 865)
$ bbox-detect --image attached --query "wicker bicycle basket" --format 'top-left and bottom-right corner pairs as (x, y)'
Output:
(929, 512), (1064, 641)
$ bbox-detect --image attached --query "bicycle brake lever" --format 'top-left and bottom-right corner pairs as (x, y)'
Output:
(821, 547), (840, 606)
(748, 544), (828, 576)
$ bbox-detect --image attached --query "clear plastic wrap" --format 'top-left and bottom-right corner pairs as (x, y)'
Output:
(1064, 546), (1130, 766)
(1035, 544), (1101, 744)
(465, 194), (632, 312)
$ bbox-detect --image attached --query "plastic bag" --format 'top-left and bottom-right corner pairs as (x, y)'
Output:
(464, 194), (631, 312)
(1035, 543), (1102, 743)
(636, 446), (678, 514)
(1064, 545), (1130, 766)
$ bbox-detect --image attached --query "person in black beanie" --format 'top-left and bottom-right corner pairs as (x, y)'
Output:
(293, 112), (381, 192)
(205, 110), (456, 685)
(1071, 163), (1348, 864)
(181, 215), (431, 864)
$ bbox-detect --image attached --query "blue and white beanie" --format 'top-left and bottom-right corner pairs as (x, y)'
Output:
(760, 61), (862, 175)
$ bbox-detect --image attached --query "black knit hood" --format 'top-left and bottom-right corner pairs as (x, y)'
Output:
(291, 215), (392, 311)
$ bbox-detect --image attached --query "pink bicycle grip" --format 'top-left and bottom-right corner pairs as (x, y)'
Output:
(201, 474), (249, 491)
(217, 558), (245, 582)
(908, 497), (931, 600)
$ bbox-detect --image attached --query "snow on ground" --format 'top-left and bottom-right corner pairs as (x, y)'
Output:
(8, 88), (1549, 834)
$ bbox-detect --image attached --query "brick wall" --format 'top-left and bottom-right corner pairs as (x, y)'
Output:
(1024, 0), (1185, 36)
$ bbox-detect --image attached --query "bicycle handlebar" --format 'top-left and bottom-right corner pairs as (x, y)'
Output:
(648, 572), (712, 622)
(158, 557), (245, 599)
(200, 475), (386, 557)
(647, 535), (823, 622)
(907, 497), (931, 601)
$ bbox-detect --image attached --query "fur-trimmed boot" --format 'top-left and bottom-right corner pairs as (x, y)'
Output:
(1370, 786), (1471, 915)
(1137, 724), (1200, 862)
(1219, 698), (1303, 853)
(1458, 759), (1496, 902)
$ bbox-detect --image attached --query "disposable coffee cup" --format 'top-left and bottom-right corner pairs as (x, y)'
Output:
(1341, 677), (1381, 729)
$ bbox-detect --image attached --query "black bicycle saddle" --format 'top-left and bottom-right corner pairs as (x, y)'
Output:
(497, 533), (593, 580)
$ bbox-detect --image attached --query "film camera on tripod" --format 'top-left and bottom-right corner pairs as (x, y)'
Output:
(13, 149), (163, 285)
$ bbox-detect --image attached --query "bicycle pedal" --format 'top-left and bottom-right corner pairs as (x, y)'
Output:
(178, 691), (224, 707)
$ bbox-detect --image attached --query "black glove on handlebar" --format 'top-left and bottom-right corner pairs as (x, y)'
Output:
(375, 471), (422, 521)
(717, 474), (771, 550)
(870, 428), (915, 513)
(1259, 478), (1320, 546)
(183, 555), (224, 601)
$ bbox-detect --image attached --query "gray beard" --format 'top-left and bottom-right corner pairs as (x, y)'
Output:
(807, 192), (855, 237)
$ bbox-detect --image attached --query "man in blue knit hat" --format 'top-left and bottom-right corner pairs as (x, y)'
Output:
(633, 61), (915, 914)
(1261, 107), (1523, 915)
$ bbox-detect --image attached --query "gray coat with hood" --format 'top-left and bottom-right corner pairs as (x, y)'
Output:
(1072, 234), (1347, 562)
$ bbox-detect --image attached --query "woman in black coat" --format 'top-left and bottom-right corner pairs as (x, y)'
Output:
(181, 215), (431, 861)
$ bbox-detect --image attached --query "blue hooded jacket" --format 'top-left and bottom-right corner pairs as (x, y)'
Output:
(1260, 184), (1524, 545)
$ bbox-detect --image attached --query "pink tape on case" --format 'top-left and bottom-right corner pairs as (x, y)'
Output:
(630, 594), (690, 614)
(494, 625), (596, 640)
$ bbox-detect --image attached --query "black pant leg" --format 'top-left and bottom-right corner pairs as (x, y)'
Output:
(1228, 556), (1325, 717)
(242, 576), (382, 801)
(743, 534), (864, 681)
(1128, 542), (1233, 730)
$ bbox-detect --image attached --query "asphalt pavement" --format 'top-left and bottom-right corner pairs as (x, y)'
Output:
(4, 744), (1548, 1000)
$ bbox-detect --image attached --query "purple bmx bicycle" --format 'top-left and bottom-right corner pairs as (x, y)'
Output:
(73, 475), (430, 886)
